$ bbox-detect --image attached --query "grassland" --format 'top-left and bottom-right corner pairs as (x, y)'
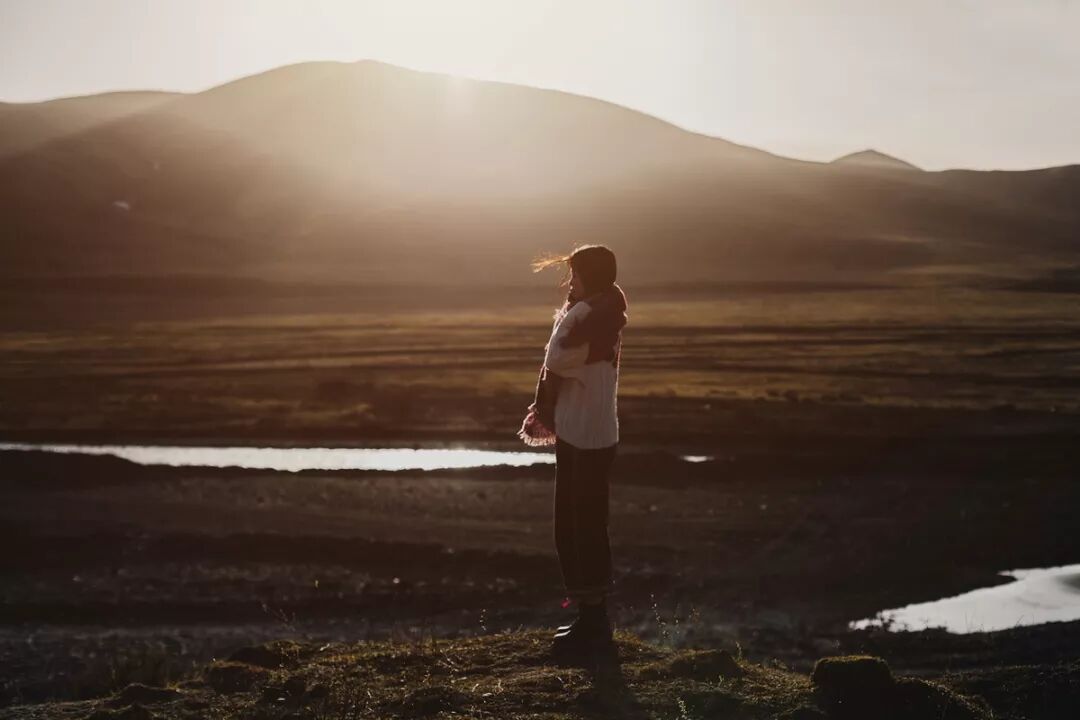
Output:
(1, 286), (1079, 444)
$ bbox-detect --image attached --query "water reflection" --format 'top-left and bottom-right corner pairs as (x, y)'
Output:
(1, 442), (725, 473)
(0, 442), (555, 472)
(851, 564), (1080, 634)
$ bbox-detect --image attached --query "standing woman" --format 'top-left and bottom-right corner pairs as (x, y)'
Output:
(518, 244), (627, 656)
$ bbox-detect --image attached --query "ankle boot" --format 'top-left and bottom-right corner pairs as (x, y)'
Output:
(556, 613), (579, 634)
(553, 602), (612, 649)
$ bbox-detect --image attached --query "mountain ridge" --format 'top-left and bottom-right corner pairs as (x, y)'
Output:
(6, 60), (1078, 171)
(1, 60), (1078, 288)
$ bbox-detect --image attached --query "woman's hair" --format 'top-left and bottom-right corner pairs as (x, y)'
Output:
(531, 244), (618, 296)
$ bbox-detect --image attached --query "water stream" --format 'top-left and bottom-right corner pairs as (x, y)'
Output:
(0, 441), (712, 473)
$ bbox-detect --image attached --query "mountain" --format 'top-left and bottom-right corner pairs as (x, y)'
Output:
(1, 60), (1078, 288)
(832, 149), (921, 172)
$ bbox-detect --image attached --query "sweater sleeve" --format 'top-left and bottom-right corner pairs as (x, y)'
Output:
(543, 304), (589, 379)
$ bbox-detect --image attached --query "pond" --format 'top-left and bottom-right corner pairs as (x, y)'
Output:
(0, 442), (556, 472)
(851, 564), (1080, 634)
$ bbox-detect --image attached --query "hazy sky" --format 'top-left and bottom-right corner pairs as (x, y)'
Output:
(2, 0), (1078, 170)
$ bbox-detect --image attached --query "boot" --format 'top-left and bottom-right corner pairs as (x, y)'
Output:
(552, 602), (613, 652)
(555, 603), (582, 635)
(555, 615), (578, 635)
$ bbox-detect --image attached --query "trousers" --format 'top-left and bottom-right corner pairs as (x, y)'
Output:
(553, 436), (617, 603)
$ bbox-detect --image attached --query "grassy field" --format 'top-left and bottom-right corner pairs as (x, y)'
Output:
(1, 287), (1079, 443)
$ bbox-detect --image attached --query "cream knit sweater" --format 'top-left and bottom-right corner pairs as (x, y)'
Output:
(542, 301), (621, 449)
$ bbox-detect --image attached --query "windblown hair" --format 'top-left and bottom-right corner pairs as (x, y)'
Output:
(531, 244), (618, 298)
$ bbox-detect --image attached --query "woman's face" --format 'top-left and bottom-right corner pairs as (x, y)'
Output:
(569, 266), (586, 301)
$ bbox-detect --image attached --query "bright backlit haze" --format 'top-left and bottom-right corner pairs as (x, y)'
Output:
(2, 0), (1078, 170)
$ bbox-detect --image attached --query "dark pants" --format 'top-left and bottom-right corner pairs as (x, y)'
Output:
(554, 437), (617, 603)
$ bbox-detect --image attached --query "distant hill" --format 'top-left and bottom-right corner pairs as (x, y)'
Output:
(832, 149), (922, 172)
(1, 60), (1078, 288)
(0, 91), (178, 158)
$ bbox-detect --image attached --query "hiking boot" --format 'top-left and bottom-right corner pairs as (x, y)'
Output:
(555, 607), (581, 635)
(552, 602), (613, 651)
(555, 618), (576, 634)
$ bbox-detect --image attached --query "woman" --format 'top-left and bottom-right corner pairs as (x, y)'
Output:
(518, 244), (628, 656)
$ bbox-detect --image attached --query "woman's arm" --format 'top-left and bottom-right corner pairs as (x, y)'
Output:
(544, 305), (589, 379)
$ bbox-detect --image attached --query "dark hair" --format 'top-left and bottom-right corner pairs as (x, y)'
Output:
(531, 244), (617, 296)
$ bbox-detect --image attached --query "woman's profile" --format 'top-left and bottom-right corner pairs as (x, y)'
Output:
(518, 244), (628, 660)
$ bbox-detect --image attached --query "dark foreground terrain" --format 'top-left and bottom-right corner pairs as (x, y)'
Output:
(6, 630), (1078, 720)
(2, 287), (1080, 717)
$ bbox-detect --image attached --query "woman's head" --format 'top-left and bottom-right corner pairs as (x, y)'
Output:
(532, 244), (618, 300)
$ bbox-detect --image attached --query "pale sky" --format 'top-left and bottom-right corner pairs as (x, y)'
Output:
(2, 0), (1078, 170)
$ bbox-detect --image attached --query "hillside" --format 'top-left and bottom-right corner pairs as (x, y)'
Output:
(1, 60), (1079, 288)
(6, 630), (1074, 720)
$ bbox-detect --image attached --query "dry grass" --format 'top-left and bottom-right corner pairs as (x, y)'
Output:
(2, 289), (1079, 441)
(0, 629), (1018, 720)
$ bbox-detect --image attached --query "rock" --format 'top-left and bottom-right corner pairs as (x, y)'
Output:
(205, 661), (270, 694)
(228, 640), (306, 669)
(811, 656), (990, 720)
(811, 655), (894, 717)
(106, 684), (182, 707)
(668, 649), (744, 679)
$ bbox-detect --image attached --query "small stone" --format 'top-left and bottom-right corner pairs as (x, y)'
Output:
(811, 655), (894, 716)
